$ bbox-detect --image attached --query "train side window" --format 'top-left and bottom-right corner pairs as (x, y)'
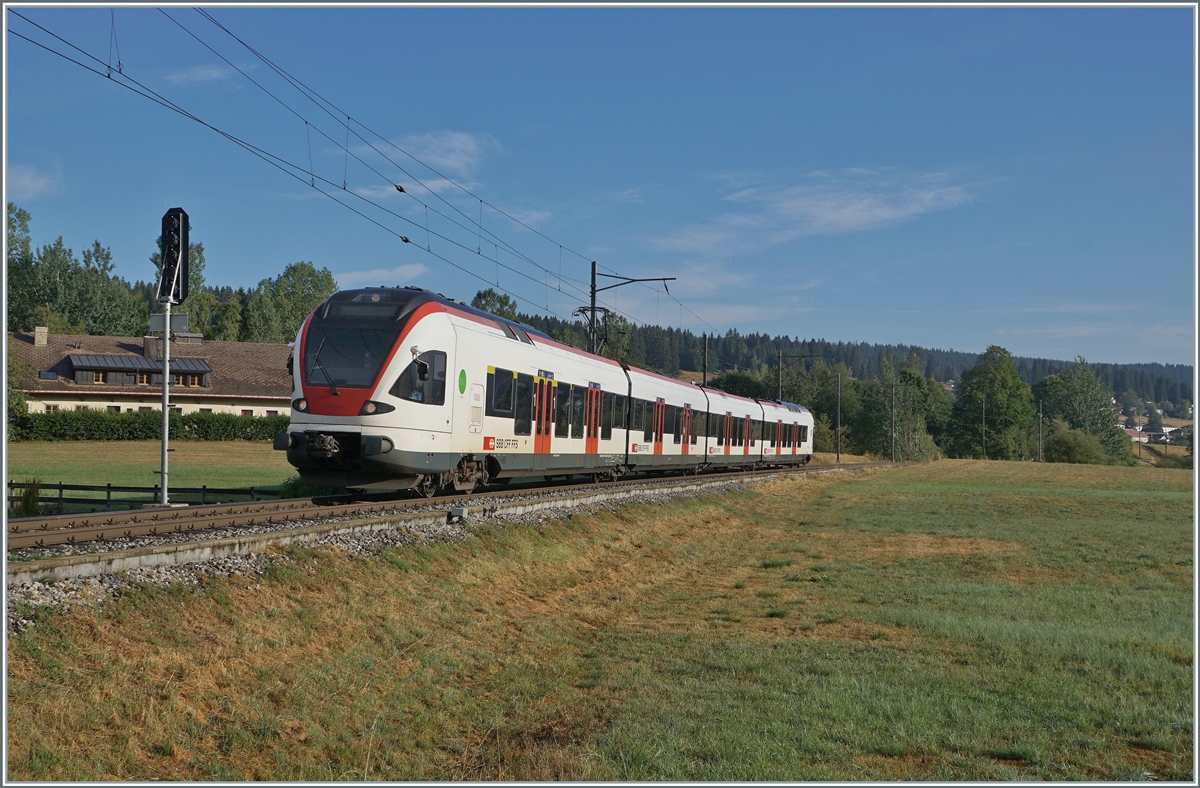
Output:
(614, 394), (627, 430)
(514, 373), (534, 435)
(668, 405), (680, 444)
(798, 425), (809, 444)
(717, 414), (725, 446)
(389, 350), (446, 405)
(486, 367), (515, 416)
(644, 402), (654, 443)
(571, 385), (585, 438)
(555, 383), (571, 438)
(632, 399), (644, 433)
(601, 391), (614, 441)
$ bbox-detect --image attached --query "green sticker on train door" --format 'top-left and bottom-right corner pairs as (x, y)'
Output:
(458, 369), (467, 394)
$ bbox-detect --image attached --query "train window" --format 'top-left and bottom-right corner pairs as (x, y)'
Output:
(601, 391), (614, 441)
(486, 367), (515, 416)
(764, 420), (774, 447)
(304, 326), (401, 389)
(798, 425), (809, 444)
(691, 411), (703, 444)
(514, 373), (534, 435)
(614, 394), (627, 430)
(717, 414), (725, 446)
(631, 399), (644, 433)
(571, 385), (585, 438)
(555, 383), (571, 438)
(644, 402), (654, 443)
(669, 405), (681, 444)
(389, 350), (447, 406)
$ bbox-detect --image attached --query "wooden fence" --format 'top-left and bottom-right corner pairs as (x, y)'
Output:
(7, 481), (282, 514)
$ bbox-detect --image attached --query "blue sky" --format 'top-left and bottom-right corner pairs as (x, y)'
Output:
(5, 5), (1195, 365)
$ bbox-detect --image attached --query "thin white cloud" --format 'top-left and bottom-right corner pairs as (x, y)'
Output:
(336, 263), (429, 289)
(648, 169), (973, 257)
(392, 131), (500, 179)
(165, 64), (234, 85)
(6, 164), (59, 200)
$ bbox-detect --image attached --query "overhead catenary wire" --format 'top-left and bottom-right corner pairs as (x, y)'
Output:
(6, 15), (566, 321)
(160, 8), (602, 312)
(13, 9), (726, 340)
(188, 8), (719, 334)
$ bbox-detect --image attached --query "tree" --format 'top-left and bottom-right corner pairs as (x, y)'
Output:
(1047, 358), (1132, 462)
(1146, 404), (1164, 433)
(6, 203), (35, 332)
(708, 371), (771, 399)
(6, 336), (37, 429)
(947, 346), (1035, 460)
(270, 261), (338, 340)
(242, 281), (285, 343)
(471, 288), (519, 320)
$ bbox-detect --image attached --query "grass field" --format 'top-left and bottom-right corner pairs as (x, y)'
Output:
(5, 460), (1193, 780)
(4, 441), (296, 490)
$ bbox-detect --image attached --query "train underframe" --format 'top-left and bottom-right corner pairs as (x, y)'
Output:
(280, 429), (812, 497)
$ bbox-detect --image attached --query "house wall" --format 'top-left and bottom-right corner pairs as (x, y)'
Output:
(26, 394), (290, 418)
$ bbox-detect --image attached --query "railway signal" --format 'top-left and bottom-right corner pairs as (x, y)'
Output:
(154, 207), (189, 507)
(157, 207), (189, 304)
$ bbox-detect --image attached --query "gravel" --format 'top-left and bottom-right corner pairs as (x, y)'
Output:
(6, 474), (775, 633)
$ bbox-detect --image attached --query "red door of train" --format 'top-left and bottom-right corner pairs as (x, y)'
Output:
(534, 377), (554, 454)
(776, 420), (784, 456)
(743, 417), (751, 455)
(681, 407), (691, 456)
(792, 423), (799, 455)
(585, 384), (601, 455)
(723, 413), (732, 456)
(653, 399), (665, 455)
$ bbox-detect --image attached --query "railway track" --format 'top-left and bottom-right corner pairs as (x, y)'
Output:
(6, 463), (892, 587)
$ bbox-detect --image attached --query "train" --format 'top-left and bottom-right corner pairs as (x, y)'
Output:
(274, 286), (815, 495)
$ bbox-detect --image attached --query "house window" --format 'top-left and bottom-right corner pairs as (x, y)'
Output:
(200, 408), (213, 413)
(107, 405), (120, 413)
(138, 372), (151, 385)
(75, 404), (88, 411)
(46, 404), (60, 413)
(185, 374), (201, 387)
(241, 409), (254, 417)
(266, 410), (278, 417)
(92, 371), (107, 384)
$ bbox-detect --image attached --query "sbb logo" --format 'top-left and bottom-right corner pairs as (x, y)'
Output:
(484, 436), (495, 450)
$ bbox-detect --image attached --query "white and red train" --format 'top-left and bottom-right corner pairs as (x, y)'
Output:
(275, 287), (814, 495)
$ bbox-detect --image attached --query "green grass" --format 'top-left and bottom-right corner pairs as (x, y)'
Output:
(5, 460), (1193, 780)
(5, 440), (296, 490)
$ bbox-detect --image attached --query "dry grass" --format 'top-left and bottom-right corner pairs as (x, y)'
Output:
(6, 460), (1193, 780)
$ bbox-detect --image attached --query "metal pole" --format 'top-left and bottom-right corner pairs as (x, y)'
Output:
(590, 260), (598, 355)
(836, 372), (841, 464)
(1038, 399), (1043, 462)
(891, 381), (896, 462)
(160, 299), (171, 505)
(703, 333), (708, 386)
(981, 399), (986, 460)
(778, 349), (783, 402)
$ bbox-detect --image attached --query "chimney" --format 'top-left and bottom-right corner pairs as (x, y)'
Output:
(34, 327), (48, 346)
(143, 336), (160, 358)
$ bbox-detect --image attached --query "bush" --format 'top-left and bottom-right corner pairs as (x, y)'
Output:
(6, 409), (291, 442)
(1155, 453), (1193, 470)
(1044, 426), (1111, 465)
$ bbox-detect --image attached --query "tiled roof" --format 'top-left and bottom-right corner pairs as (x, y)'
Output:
(9, 332), (291, 399)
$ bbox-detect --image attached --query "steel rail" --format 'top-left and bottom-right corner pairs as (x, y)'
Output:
(7, 463), (889, 551)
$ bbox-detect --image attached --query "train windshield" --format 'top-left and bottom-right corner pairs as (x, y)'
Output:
(303, 327), (400, 389)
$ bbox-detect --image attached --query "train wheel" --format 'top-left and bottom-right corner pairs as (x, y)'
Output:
(417, 475), (438, 498)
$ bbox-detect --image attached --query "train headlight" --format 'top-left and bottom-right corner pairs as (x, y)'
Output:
(359, 400), (396, 416)
(292, 398), (308, 412)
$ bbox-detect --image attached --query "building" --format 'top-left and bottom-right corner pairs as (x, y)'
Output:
(9, 328), (292, 417)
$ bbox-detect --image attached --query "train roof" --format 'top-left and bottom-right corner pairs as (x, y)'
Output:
(322, 289), (812, 415)
(325, 287), (555, 343)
